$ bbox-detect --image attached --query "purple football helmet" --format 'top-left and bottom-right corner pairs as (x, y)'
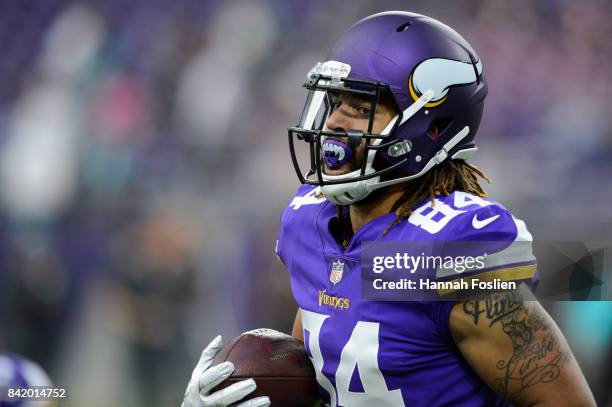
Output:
(288, 11), (487, 205)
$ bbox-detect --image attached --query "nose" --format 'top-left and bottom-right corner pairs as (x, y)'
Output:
(324, 107), (349, 133)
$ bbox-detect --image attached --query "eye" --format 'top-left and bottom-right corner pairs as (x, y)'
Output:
(358, 106), (371, 116)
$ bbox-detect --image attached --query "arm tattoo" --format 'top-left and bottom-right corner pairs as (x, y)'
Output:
(462, 291), (570, 399)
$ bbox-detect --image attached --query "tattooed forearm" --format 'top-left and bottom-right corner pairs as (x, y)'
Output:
(462, 291), (570, 399)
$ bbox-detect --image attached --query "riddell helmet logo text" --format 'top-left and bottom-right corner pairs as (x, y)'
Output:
(318, 289), (350, 310)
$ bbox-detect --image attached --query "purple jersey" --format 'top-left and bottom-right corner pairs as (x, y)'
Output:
(276, 185), (537, 407)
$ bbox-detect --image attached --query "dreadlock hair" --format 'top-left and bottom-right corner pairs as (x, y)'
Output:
(384, 159), (491, 233)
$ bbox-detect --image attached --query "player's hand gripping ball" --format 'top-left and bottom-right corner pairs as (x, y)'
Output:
(212, 328), (320, 407)
(182, 334), (271, 407)
(182, 329), (319, 407)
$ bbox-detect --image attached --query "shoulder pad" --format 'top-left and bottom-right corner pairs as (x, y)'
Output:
(411, 192), (537, 286)
(286, 185), (327, 210)
(407, 191), (528, 242)
(277, 185), (330, 266)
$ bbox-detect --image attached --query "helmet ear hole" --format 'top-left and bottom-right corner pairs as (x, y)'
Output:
(428, 117), (453, 140)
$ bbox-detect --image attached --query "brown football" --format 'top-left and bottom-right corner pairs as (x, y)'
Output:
(212, 328), (320, 407)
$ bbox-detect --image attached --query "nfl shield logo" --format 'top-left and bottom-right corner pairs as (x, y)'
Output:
(330, 260), (345, 285)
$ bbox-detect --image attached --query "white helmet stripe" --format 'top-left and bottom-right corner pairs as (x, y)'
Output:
(380, 89), (435, 137)
(398, 89), (435, 127)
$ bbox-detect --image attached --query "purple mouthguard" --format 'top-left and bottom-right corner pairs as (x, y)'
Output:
(323, 138), (353, 168)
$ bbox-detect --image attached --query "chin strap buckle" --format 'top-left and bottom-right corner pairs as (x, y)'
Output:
(433, 148), (448, 164)
(432, 126), (471, 165)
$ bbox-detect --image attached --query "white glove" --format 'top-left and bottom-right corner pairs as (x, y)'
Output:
(181, 335), (271, 407)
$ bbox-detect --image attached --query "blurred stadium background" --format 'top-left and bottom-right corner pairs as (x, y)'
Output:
(0, 0), (610, 406)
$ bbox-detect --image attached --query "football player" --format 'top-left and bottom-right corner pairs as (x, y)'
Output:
(182, 11), (595, 407)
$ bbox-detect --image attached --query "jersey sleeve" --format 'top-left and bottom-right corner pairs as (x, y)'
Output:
(431, 192), (538, 292)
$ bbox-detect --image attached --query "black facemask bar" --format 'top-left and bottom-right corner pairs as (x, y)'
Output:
(287, 74), (408, 186)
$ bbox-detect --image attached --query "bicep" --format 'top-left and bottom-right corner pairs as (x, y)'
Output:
(450, 285), (595, 406)
(292, 308), (303, 342)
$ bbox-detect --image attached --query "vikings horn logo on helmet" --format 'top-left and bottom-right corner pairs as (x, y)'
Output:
(409, 58), (484, 107)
